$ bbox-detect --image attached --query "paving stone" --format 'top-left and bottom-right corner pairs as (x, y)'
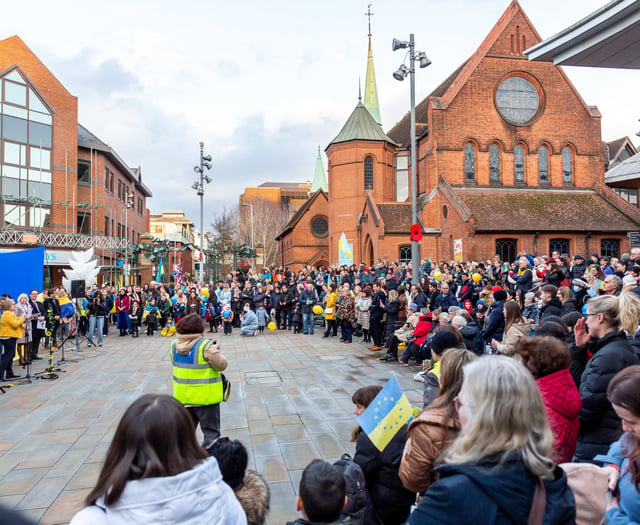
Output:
(251, 434), (282, 457)
(273, 424), (310, 443)
(280, 441), (322, 470)
(254, 455), (289, 483)
(311, 432), (349, 458)
(0, 467), (49, 496)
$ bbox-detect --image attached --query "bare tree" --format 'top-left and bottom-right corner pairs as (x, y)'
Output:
(209, 207), (238, 279)
(238, 198), (290, 269)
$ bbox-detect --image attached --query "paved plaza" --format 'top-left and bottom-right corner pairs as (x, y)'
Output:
(0, 328), (423, 524)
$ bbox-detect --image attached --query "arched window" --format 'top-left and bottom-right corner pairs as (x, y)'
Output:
(496, 238), (517, 262)
(398, 245), (412, 263)
(490, 143), (501, 183)
(601, 239), (619, 259)
(562, 146), (573, 184)
(364, 156), (374, 190)
(464, 143), (476, 182)
(549, 239), (570, 256)
(514, 144), (525, 183)
(538, 145), (549, 184)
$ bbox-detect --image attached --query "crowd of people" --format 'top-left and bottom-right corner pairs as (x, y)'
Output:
(3, 247), (640, 523)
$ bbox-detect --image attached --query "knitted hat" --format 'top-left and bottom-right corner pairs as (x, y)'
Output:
(476, 299), (485, 307)
(493, 290), (508, 302)
(623, 275), (636, 287)
(573, 254), (584, 261)
(491, 285), (503, 293)
(409, 303), (419, 311)
(430, 331), (460, 356)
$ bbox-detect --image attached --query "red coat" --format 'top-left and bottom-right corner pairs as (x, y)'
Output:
(536, 368), (582, 464)
(412, 314), (433, 346)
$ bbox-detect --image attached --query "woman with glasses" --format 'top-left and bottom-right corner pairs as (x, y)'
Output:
(573, 293), (640, 462)
(407, 356), (575, 524)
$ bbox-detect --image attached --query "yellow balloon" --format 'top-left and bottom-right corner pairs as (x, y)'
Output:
(312, 304), (323, 315)
(434, 271), (443, 282)
(472, 273), (481, 283)
(398, 342), (407, 350)
(201, 287), (210, 296)
(267, 321), (277, 331)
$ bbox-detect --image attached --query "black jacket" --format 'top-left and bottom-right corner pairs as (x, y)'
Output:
(575, 330), (639, 462)
(407, 453), (575, 524)
(459, 322), (484, 356)
(354, 427), (414, 525)
(483, 300), (505, 342)
(539, 298), (563, 322)
(433, 292), (457, 312)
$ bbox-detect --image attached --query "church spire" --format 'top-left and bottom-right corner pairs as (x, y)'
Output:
(364, 4), (381, 126)
(311, 146), (328, 192)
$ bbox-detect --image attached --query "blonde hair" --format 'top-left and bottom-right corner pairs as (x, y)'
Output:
(388, 290), (399, 301)
(443, 356), (555, 478)
(588, 292), (640, 334)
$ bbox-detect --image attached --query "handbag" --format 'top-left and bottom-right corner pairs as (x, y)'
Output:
(325, 307), (333, 315)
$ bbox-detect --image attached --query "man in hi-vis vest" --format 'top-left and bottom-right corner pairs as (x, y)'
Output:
(170, 313), (228, 443)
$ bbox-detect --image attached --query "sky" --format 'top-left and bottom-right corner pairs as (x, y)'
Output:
(2, 0), (638, 225)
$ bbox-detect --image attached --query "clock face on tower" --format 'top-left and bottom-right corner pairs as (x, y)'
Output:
(495, 75), (542, 126)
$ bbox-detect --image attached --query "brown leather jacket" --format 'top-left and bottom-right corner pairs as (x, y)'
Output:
(399, 405), (460, 494)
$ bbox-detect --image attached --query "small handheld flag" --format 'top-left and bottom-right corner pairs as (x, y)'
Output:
(357, 375), (414, 452)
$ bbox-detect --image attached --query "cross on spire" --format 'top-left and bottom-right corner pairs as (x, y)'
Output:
(366, 4), (374, 37)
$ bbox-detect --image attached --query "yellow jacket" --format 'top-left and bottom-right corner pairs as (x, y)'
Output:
(0, 310), (25, 339)
(324, 291), (338, 320)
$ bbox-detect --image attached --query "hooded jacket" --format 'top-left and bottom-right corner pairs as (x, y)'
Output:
(575, 330), (639, 462)
(458, 322), (484, 356)
(235, 471), (270, 525)
(174, 333), (227, 372)
(536, 369), (582, 464)
(399, 406), (460, 494)
(539, 298), (563, 322)
(69, 457), (247, 525)
(407, 453), (576, 524)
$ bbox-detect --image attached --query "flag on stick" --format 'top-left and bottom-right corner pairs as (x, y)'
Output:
(357, 375), (414, 452)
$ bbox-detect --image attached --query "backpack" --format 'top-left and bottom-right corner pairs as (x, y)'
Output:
(332, 453), (379, 525)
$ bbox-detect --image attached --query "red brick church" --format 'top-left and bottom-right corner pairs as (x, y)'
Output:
(277, 1), (640, 270)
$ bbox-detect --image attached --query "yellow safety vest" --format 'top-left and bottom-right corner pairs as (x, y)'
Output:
(170, 338), (223, 406)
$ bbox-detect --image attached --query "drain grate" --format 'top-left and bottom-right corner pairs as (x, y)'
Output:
(244, 370), (282, 385)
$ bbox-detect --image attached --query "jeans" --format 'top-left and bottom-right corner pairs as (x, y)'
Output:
(342, 322), (353, 342)
(88, 316), (104, 345)
(303, 312), (315, 334)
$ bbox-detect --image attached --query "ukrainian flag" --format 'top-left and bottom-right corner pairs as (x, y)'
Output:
(357, 375), (414, 452)
(157, 258), (165, 280)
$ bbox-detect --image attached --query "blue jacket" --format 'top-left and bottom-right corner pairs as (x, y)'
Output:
(298, 288), (318, 314)
(595, 434), (640, 524)
(240, 310), (258, 330)
(408, 453), (575, 524)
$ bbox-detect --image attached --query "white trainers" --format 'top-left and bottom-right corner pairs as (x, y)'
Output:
(413, 371), (426, 383)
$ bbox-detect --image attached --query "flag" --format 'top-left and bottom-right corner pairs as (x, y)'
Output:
(357, 375), (414, 452)
(157, 258), (165, 279)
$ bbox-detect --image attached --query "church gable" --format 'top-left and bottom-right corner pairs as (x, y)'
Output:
(486, 4), (541, 57)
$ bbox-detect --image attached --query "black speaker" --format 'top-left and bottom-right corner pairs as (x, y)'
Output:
(70, 280), (85, 299)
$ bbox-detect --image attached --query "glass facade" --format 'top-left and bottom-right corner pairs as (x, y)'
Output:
(0, 68), (52, 228)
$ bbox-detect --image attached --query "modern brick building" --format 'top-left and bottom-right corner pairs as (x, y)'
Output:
(0, 36), (151, 287)
(279, 1), (640, 269)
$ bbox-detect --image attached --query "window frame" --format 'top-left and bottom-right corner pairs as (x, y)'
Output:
(364, 156), (374, 191)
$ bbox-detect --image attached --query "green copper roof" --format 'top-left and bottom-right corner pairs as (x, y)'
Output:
(329, 101), (397, 146)
(364, 35), (381, 125)
(311, 146), (328, 192)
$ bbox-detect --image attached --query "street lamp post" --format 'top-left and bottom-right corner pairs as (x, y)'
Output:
(192, 141), (212, 284)
(241, 202), (254, 268)
(124, 192), (134, 286)
(393, 34), (431, 286)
